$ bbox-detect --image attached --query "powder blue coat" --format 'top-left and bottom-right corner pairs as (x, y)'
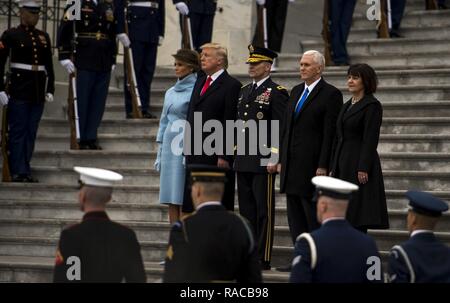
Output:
(156, 73), (197, 205)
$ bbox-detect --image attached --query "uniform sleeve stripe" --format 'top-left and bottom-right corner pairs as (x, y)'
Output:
(297, 233), (318, 270)
(392, 245), (416, 283)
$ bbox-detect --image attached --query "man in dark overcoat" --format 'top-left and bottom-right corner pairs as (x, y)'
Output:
(279, 50), (342, 271)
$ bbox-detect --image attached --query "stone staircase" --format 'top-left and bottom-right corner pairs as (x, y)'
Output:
(1, 0), (450, 282)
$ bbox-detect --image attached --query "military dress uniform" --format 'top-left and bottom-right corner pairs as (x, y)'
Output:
(234, 46), (288, 270)
(0, 2), (55, 182)
(290, 176), (382, 283)
(163, 165), (262, 283)
(115, 0), (165, 118)
(53, 167), (146, 282)
(388, 191), (450, 283)
(173, 0), (216, 51)
(57, 0), (117, 149)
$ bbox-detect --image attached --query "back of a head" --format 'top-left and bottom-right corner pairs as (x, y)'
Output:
(82, 186), (113, 208)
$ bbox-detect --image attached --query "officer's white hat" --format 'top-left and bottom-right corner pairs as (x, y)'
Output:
(74, 166), (123, 188)
(312, 176), (358, 201)
(16, 0), (41, 8)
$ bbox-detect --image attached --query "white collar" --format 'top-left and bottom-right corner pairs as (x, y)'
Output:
(304, 77), (321, 94)
(208, 69), (225, 83)
(253, 75), (270, 88)
(411, 229), (433, 237)
(322, 217), (346, 225)
(195, 201), (222, 211)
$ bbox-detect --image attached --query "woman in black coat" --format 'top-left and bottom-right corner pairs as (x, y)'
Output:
(330, 64), (389, 232)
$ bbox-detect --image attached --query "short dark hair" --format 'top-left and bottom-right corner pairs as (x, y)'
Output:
(347, 63), (378, 95)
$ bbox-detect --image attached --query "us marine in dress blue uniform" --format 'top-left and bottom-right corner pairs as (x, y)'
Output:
(57, 0), (117, 149)
(290, 176), (382, 283)
(53, 167), (146, 282)
(0, 0), (55, 182)
(388, 190), (450, 283)
(234, 45), (288, 271)
(163, 165), (262, 283)
(115, 0), (165, 119)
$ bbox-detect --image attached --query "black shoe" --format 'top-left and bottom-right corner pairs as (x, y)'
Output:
(126, 113), (133, 119)
(261, 262), (271, 271)
(142, 111), (157, 119)
(88, 141), (102, 150)
(78, 142), (90, 150)
(389, 31), (403, 38)
(11, 175), (27, 182)
(24, 175), (39, 183)
(276, 264), (292, 272)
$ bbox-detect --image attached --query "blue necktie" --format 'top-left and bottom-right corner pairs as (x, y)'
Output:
(294, 88), (309, 118)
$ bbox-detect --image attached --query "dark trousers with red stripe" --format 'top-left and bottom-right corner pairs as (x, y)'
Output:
(237, 172), (276, 266)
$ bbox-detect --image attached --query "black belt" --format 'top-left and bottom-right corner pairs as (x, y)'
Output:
(128, 1), (159, 8)
(77, 32), (109, 40)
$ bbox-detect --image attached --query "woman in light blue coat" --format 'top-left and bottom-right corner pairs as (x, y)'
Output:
(154, 49), (200, 223)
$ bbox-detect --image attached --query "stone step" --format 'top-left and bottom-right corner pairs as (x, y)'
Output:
(0, 234), (415, 274)
(301, 37), (450, 57)
(38, 118), (159, 136)
(352, 9), (450, 30)
(1, 218), (449, 252)
(378, 134), (450, 153)
(381, 117), (450, 134)
(381, 101), (450, 118)
(0, 182), (448, 210)
(0, 256), (166, 283)
(115, 68), (450, 91)
(279, 51), (450, 70)
(25, 149), (450, 172)
(35, 134), (158, 152)
(1, 200), (448, 231)
(0, 255), (288, 283)
(381, 152), (450, 173)
(0, 183), (160, 204)
(349, 25), (450, 40)
(34, 132), (450, 154)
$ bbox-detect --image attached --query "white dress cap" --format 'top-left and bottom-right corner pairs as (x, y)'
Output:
(17, 0), (41, 8)
(312, 176), (358, 194)
(74, 166), (123, 187)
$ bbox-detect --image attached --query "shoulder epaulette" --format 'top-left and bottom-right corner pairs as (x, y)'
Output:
(277, 85), (287, 91)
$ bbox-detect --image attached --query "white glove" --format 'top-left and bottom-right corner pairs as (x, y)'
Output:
(158, 36), (164, 46)
(111, 64), (116, 72)
(59, 59), (75, 74)
(289, 0), (295, 2)
(116, 33), (131, 48)
(175, 2), (189, 15)
(45, 93), (54, 103)
(154, 144), (162, 172)
(0, 91), (9, 106)
(256, 0), (266, 6)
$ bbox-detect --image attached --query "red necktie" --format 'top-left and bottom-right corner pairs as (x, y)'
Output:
(200, 76), (213, 96)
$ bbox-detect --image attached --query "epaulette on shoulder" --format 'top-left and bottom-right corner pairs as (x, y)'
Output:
(276, 85), (287, 91)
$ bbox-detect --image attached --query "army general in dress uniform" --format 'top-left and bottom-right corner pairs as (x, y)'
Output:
(290, 176), (382, 283)
(57, 0), (117, 150)
(163, 164), (262, 283)
(234, 45), (288, 271)
(388, 190), (450, 283)
(0, 0), (55, 182)
(53, 167), (146, 282)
